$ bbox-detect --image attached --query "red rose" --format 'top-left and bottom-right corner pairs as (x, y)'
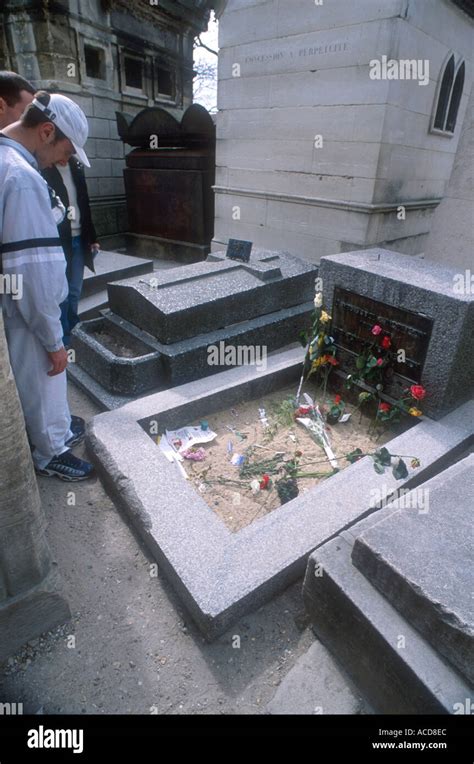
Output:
(381, 336), (391, 349)
(334, 394), (342, 405)
(326, 355), (339, 366)
(379, 402), (391, 413)
(371, 325), (382, 336)
(259, 474), (270, 490)
(410, 385), (426, 401)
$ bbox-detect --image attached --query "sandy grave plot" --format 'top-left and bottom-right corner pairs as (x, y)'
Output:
(170, 382), (394, 532)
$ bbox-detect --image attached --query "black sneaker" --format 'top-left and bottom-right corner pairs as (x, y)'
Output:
(36, 451), (94, 481)
(65, 415), (86, 448)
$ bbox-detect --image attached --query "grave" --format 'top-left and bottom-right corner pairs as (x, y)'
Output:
(84, 248), (474, 639)
(303, 453), (474, 713)
(70, 248), (317, 409)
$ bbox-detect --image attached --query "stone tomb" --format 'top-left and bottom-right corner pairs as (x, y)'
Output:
(320, 249), (474, 419)
(70, 249), (317, 409)
(84, 247), (474, 639)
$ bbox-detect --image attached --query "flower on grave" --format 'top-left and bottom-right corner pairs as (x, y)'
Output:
(296, 405), (312, 416)
(250, 479), (260, 495)
(320, 310), (331, 324)
(376, 358), (383, 366)
(334, 394), (342, 405)
(411, 458), (421, 468)
(259, 474), (270, 490)
(371, 324), (382, 336)
(295, 450), (303, 457)
(325, 354), (339, 366)
(311, 357), (324, 370)
(358, 391), (372, 403)
(378, 402), (391, 413)
(409, 407), (422, 417)
(410, 385), (426, 401)
(381, 336), (391, 349)
(314, 292), (323, 308)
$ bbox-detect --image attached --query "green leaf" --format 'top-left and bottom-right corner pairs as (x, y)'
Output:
(367, 356), (379, 368)
(356, 356), (366, 369)
(346, 448), (363, 464)
(373, 461), (385, 475)
(392, 458), (408, 480)
(375, 447), (392, 466)
(299, 330), (308, 348)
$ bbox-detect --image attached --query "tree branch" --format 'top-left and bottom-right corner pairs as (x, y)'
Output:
(194, 35), (218, 56)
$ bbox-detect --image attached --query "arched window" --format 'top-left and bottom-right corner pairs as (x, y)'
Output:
(432, 55), (465, 134)
(446, 62), (465, 133)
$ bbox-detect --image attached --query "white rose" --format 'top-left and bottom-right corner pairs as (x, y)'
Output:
(314, 292), (323, 308)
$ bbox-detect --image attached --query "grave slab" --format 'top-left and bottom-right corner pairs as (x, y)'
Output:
(352, 454), (474, 684)
(107, 248), (317, 343)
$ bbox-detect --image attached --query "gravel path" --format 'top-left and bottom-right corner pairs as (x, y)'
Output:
(0, 382), (358, 715)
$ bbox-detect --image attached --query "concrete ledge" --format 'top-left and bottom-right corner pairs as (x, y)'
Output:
(86, 346), (474, 639)
(213, 185), (442, 213)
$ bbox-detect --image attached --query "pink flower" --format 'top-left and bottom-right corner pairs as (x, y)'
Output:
(376, 358), (383, 366)
(371, 325), (382, 336)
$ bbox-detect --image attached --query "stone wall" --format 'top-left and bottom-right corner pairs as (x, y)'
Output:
(425, 82), (474, 270)
(213, 0), (473, 264)
(0, 0), (213, 242)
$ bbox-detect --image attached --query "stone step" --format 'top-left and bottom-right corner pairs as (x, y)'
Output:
(303, 493), (473, 714)
(78, 289), (109, 321)
(352, 454), (474, 684)
(265, 640), (370, 715)
(82, 250), (154, 297)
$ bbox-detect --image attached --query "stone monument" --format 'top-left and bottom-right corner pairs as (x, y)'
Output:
(70, 248), (317, 408)
(319, 249), (474, 419)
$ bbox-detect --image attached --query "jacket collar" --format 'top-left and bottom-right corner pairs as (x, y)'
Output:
(0, 133), (38, 169)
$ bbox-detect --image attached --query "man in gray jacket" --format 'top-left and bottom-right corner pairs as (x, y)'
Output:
(0, 90), (94, 480)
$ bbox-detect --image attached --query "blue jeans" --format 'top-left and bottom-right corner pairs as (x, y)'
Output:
(60, 236), (85, 346)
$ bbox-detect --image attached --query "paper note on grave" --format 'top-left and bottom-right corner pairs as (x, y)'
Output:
(160, 426), (217, 461)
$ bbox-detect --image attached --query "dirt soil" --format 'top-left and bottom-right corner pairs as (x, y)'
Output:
(91, 327), (149, 358)
(177, 383), (391, 533)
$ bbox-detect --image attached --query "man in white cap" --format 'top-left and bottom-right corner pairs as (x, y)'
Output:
(0, 90), (94, 480)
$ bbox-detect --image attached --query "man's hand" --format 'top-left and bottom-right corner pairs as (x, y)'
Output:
(47, 347), (68, 377)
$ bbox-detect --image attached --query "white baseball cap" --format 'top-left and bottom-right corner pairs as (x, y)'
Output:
(30, 93), (90, 167)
